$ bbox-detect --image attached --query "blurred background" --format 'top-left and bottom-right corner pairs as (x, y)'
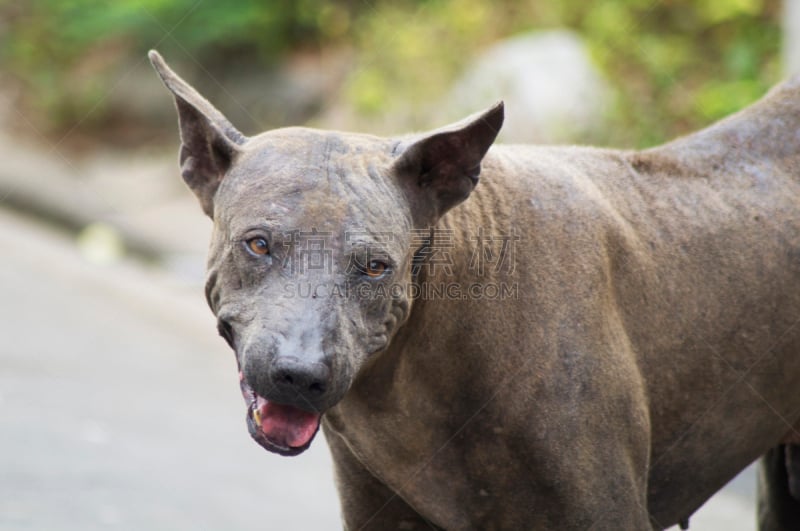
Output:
(0, 0), (788, 148)
(0, 0), (793, 529)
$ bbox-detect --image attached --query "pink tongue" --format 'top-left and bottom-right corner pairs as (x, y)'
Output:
(256, 398), (321, 448)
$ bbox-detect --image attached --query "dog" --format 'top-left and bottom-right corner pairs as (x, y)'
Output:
(150, 50), (800, 530)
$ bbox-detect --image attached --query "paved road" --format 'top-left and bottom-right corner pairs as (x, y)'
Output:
(0, 210), (340, 530)
(0, 209), (758, 530)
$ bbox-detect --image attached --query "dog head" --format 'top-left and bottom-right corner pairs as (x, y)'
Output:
(150, 50), (502, 455)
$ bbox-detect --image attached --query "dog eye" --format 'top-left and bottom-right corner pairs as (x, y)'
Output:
(364, 260), (389, 278)
(246, 237), (269, 256)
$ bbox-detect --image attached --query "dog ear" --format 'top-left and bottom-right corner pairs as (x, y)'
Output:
(394, 102), (503, 224)
(149, 50), (246, 218)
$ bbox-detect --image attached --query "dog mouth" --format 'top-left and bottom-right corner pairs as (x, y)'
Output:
(239, 372), (321, 456)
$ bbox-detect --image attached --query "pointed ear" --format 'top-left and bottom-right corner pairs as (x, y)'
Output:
(148, 50), (246, 218)
(393, 102), (503, 224)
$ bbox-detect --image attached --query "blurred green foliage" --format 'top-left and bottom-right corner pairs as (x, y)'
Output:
(0, 0), (782, 147)
(0, 0), (357, 131)
(343, 0), (781, 146)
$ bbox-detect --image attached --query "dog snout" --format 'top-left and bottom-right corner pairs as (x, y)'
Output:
(270, 356), (331, 399)
(240, 322), (348, 411)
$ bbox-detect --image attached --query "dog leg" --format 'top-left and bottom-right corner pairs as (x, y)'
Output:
(757, 445), (800, 530)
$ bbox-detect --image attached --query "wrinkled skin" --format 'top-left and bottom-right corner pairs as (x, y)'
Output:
(205, 130), (421, 454)
(151, 50), (800, 530)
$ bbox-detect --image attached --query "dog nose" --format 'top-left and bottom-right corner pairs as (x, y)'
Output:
(270, 356), (330, 398)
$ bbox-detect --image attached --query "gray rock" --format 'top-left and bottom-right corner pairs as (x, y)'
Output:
(784, 0), (800, 76)
(442, 30), (612, 144)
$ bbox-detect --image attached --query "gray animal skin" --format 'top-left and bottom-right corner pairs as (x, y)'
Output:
(150, 49), (800, 530)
